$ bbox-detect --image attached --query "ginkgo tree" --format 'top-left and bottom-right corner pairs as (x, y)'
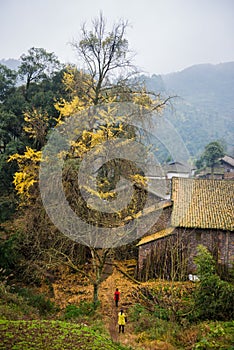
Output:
(71, 12), (135, 106)
(10, 14), (171, 306)
(23, 109), (49, 149)
(8, 146), (42, 204)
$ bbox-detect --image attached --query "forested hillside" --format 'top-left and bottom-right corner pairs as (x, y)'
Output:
(142, 62), (234, 157)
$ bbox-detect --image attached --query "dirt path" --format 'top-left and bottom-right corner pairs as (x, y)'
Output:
(50, 266), (176, 349)
(51, 266), (145, 347)
(100, 272), (119, 342)
(99, 268), (141, 346)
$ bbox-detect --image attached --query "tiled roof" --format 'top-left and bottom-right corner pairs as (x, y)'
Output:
(145, 162), (192, 177)
(221, 155), (234, 168)
(196, 167), (225, 176)
(164, 161), (191, 174)
(171, 178), (234, 231)
(136, 227), (175, 246)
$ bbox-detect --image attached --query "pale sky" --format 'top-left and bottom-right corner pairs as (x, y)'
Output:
(0, 0), (234, 74)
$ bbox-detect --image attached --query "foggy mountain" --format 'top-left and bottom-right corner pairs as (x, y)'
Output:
(143, 62), (234, 157)
(0, 58), (20, 70)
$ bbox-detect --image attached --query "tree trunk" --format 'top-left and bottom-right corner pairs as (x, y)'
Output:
(93, 282), (99, 308)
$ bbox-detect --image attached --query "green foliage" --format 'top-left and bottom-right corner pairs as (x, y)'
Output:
(193, 245), (234, 321)
(0, 283), (40, 320)
(194, 244), (216, 279)
(0, 64), (17, 102)
(0, 320), (131, 350)
(196, 141), (225, 172)
(128, 299), (234, 348)
(14, 287), (57, 316)
(129, 303), (170, 337)
(194, 321), (234, 349)
(0, 234), (21, 273)
(128, 303), (145, 322)
(63, 302), (96, 320)
(0, 274), (52, 320)
(193, 275), (234, 321)
(203, 141), (225, 165)
(0, 197), (16, 222)
(18, 47), (61, 89)
(153, 304), (170, 320)
(0, 51), (68, 222)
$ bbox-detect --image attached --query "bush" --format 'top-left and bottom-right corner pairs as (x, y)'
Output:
(0, 234), (21, 274)
(14, 287), (57, 316)
(193, 275), (234, 321)
(193, 245), (234, 321)
(64, 301), (96, 320)
(194, 321), (234, 349)
(194, 244), (216, 279)
(153, 304), (169, 320)
(128, 303), (145, 322)
(129, 303), (171, 338)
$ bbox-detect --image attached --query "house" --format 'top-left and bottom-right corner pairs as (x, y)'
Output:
(145, 161), (194, 180)
(163, 161), (194, 179)
(143, 161), (194, 201)
(195, 167), (225, 179)
(220, 155), (234, 172)
(195, 155), (234, 180)
(137, 178), (234, 280)
(220, 155), (234, 179)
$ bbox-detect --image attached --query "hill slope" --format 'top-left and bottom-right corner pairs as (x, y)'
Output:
(144, 62), (234, 157)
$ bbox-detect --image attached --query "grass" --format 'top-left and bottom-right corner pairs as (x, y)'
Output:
(0, 320), (132, 350)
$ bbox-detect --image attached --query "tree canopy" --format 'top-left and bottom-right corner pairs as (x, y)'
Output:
(196, 140), (225, 176)
(18, 47), (61, 98)
(71, 13), (136, 105)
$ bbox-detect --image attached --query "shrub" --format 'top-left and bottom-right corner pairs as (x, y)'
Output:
(14, 287), (56, 316)
(128, 303), (145, 322)
(194, 322), (234, 349)
(193, 245), (234, 321)
(64, 301), (96, 320)
(194, 244), (216, 280)
(193, 275), (234, 321)
(0, 234), (21, 274)
(153, 304), (169, 320)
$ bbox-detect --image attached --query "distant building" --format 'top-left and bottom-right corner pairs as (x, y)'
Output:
(195, 167), (224, 179)
(195, 155), (234, 180)
(144, 161), (194, 200)
(145, 161), (194, 180)
(220, 155), (234, 179)
(220, 155), (234, 171)
(163, 161), (195, 179)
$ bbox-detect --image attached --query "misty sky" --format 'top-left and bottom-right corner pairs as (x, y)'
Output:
(1, 0), (234, 74)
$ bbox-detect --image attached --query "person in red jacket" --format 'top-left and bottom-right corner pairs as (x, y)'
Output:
(114, 288), (120, 307)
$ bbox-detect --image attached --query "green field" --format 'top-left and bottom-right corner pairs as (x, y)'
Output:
(0, 320), (130, 350)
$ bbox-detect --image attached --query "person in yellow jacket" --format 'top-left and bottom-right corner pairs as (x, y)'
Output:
(118, 309), (127, 333)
